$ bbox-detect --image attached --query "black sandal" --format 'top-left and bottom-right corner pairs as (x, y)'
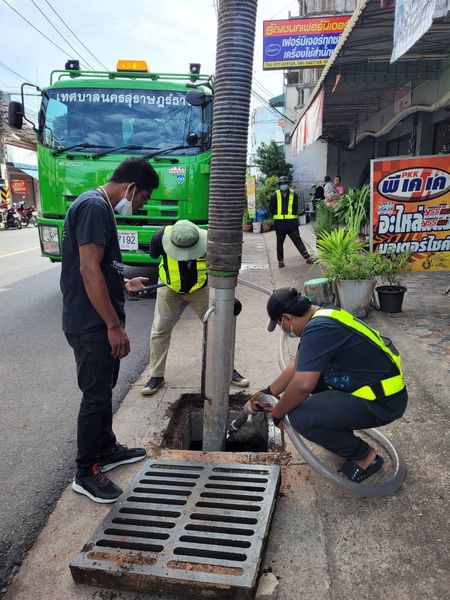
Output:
(338, 455), (384, 482)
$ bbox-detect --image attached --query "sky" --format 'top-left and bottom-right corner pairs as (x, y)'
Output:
(0, 0), (299, 120)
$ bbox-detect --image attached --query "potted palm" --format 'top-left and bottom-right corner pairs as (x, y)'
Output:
(375, 252), (411, 313)
(315, 228), (380, 317)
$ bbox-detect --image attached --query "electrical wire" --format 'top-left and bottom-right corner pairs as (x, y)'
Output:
(42, 0), (108, 71)
(0, 60), (36, 86)
(1, 0), (90, 69)
(30, 0), (95, 70)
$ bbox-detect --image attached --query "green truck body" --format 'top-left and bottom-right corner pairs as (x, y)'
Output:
(36, 66), (212, 264)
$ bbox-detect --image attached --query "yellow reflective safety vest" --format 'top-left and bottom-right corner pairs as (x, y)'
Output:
(158, 227), (207, 293)
(273, 190), (296, 220)
(311, 307), (405, 401)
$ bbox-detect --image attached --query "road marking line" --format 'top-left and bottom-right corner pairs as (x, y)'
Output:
(0, 246), (40, 259)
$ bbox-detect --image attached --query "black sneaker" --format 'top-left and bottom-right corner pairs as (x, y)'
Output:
(72, 464), (122, 504)
(231, 369), (249, 388)
(98, 442), (146, 473)
(141, 376), (165, 396)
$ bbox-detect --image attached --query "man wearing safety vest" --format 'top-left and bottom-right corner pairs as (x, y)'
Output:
(252, 288), (408, 482)
(142, 220), (249, 395)
(268, 176), (314, 268)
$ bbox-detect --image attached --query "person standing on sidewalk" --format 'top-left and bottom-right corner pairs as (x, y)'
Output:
(268, 176), (314, 268)
(141, 219), (249, 395)
(252, 288), (408, 482)
(61, 158), (159, 503)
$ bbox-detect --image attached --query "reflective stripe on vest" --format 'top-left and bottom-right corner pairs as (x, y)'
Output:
(273, 190), (296, 220)
(158, 227), (207, 293)
(311, 307), (405, 401)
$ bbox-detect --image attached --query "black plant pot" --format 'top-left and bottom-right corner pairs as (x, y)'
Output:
(376, 285), (407, 313)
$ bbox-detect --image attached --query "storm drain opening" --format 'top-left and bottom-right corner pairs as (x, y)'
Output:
(162, 393), (281, 453)
(70, 459), (280, 598)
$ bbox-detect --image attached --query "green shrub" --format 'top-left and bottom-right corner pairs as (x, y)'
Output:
(313, 200), (337, 236)
(376, 252), (412, 286)
(334, 185), (370, 231)
(256, 175), (278, 215)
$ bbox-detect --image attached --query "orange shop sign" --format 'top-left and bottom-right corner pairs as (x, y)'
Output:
(11, 180), (29, 195)
(371, 155), (450, 272)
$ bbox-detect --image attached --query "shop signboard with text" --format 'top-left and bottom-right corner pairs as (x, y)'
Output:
(371, 155), (450, 271)
(263, 16), (351, 70)
(246, 176), (256, 218)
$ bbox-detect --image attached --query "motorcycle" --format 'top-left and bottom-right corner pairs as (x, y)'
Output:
(0, 202), (22, 229)
(15, 201), (38, 227)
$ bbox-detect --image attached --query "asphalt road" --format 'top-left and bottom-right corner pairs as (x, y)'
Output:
(0, 227), (157, 591)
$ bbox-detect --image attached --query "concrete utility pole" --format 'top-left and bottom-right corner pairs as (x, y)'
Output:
(203, 0), (258, 450)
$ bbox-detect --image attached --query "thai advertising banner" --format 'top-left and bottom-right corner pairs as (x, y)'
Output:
(246, 176), (256, 218)
(263, 16), (351, 70)
(371, 156), (450, 272)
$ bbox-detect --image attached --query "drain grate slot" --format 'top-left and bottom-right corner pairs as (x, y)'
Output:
(96, 540), (164, 552)
(118, 507), (181, 518)
(179, 535), (251, 548)
(196, 501), (261, 511)
(205, 483), (266, 492)
(112, 517), (176, 529)
(209, 475), (268, 483)
(133, 486), (192, 496)
(71, 459), (280, 598)
(140, 478), (196, 487)
(173, 547), (247, 562)
(104, 528), (170, 540)
(190, 513), (258, 525)
(185, 524), (254, 536)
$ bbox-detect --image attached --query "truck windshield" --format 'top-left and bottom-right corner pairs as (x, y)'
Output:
(40, 88), (212, 155)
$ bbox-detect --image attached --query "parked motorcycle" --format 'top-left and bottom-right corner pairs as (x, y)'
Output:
(0, 202), (22, 229)
(15, 201), (37, 227)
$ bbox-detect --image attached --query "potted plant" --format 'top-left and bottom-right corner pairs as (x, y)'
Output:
(261, 218), (274, 232)
(375, 252), (411, 313)
(242, 209), (253, 232)
(334, 185), (370, 236)
(315, 228), (379, 318)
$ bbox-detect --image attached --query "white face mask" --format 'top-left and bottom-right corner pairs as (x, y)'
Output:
(115, 185), (135, 216)
(280, 184), (289, 191)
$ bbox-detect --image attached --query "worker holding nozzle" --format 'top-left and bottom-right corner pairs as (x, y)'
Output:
(233, 287), (408, 483)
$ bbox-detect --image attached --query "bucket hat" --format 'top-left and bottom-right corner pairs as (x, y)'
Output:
(162, 220), (207, 261)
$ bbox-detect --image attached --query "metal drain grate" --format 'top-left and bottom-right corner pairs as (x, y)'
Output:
(70, 459), (280, 598)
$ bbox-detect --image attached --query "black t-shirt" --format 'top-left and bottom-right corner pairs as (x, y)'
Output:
(60, 190), (125, 333)
(150, 229), (208, 294)
(269, 191), (299, 232)
(296, 312), (407, 421)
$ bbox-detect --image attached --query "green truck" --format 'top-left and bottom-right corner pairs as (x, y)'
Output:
(9, 59), (213, 264)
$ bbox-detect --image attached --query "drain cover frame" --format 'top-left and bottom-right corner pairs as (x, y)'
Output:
(70, 458), (281, 598)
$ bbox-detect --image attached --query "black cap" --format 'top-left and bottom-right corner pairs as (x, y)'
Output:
(266, 287), (311, 332)
(278, 176), (289, 184)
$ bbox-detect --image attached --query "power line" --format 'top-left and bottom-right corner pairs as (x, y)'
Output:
(1, 0), (90, 69)
(30, 0), (95, 70)
(0, 61), (36, 86)
(42, 0), (109, 70)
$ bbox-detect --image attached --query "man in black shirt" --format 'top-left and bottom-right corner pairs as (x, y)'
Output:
(252, 288), (408, 482)
(268, 176), (314, 268)
(141, 220), (249, 395)
(61, 158), (159, 503)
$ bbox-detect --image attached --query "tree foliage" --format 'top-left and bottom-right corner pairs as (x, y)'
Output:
(256, 175), (278, 214)
(255, 141), (293, 179)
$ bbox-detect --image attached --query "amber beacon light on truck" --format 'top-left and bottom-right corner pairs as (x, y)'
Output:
(116, 59), (149, 72)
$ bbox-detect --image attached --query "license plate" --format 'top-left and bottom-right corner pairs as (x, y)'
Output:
(118, 231), (138, 251)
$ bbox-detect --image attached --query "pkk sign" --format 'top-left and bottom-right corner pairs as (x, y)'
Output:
(263, 16), (350, 70)
(371, 156), (450, 272)
(11, 180), (29, 195)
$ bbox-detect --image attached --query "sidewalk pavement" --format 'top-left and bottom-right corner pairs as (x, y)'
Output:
(5, 225), (449, 600)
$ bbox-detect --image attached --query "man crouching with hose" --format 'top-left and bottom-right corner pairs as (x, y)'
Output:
(247, 288), (408, 482)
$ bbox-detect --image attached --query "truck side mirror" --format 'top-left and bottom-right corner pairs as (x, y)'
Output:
(9, 101), (24, 129)
(186, 90), (212, 108)
(186, 133), (199, 146)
